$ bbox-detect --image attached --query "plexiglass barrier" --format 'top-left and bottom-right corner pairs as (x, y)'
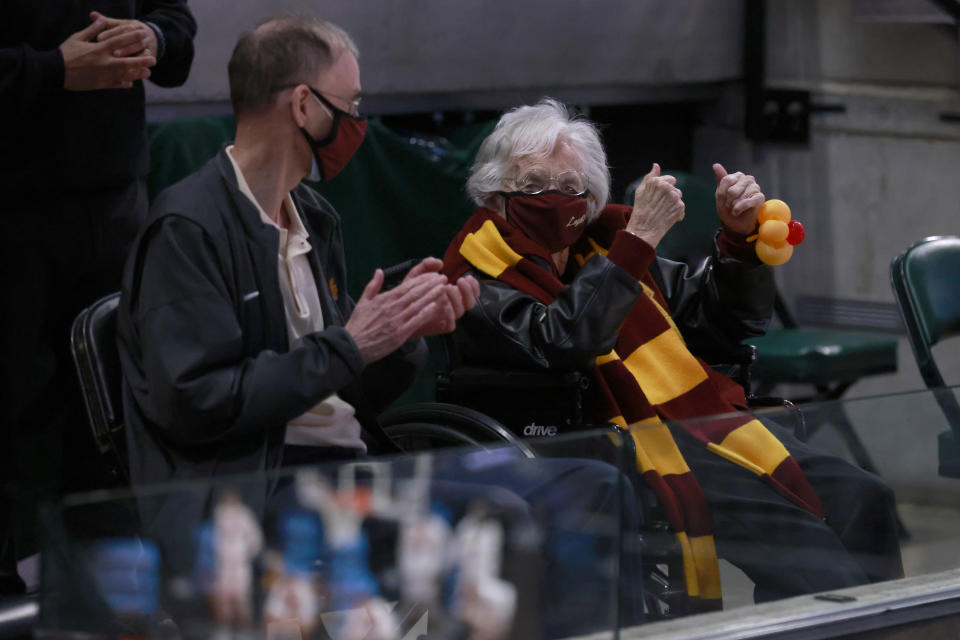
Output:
(37, 429), (639, 640)
(35, 386), (960, 639)
(616, 384), (960, 639)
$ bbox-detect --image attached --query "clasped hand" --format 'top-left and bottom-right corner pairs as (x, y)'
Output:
(59, 11), (157, 91)
(345, 258), (480, 364)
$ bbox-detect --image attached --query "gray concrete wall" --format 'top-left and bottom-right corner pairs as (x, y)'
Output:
(694, 0), (960, 299)
(690, 0), (960, 493)
(693, 92), (960, 308)
(692, 0), (960, 389)
(769, 0), (959, 86)
(146, 0), (744, 107)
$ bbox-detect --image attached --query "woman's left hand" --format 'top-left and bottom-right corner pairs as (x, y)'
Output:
(713, 163), (765, 234)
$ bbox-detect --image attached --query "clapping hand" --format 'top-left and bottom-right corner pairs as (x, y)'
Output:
(403, 258), (480, 340)
(345, 258), (480, 364)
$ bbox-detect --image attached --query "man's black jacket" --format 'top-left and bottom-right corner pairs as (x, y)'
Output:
(117, 150), (422, 525)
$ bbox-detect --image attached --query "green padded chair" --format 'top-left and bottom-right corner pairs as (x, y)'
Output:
(623, 173), (899, 478)
(746, 299), (899, 479)
(891, 235), (960, 478)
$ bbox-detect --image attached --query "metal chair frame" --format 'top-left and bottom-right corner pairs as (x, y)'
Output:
(70, 292), (128, 484)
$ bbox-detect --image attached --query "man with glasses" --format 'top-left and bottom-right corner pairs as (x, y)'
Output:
(118, 15), (478, 522)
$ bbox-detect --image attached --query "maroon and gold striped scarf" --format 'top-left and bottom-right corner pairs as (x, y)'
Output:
(443, 205), (825, 610)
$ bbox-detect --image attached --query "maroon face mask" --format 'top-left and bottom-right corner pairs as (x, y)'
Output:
(501, 191), (590, 252)
(301, 90), (367, 183)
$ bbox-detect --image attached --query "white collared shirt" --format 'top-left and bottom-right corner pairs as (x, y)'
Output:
(226, 146), (365, 452)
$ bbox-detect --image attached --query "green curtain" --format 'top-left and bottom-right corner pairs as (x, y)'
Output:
(147, 115), (237, 201)
(147, 115), (496, 404)
(315, 121), (493, 295)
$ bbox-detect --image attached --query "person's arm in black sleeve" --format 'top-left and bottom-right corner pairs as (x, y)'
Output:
(139, 0), (196, 87)
(357, 339), (427, 412)
(131, 215), (366, 447)
(0, 44), (63, 120)
(457, 230), (649, 371)
(656, 226), (775, 363)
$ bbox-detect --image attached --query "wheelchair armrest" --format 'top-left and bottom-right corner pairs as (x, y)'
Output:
(746, 395), (807, 441)
(707, 343), (757, 391)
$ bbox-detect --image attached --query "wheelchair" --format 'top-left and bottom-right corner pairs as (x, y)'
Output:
(385, 326), (814, 621)
(387, 337), (695, 620)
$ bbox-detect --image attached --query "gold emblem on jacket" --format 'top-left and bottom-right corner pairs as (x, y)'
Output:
(329, 277), (339, 301)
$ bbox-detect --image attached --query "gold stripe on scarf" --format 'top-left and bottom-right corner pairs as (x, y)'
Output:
(596, 349), (619, 366)
(630, 421), (690, 476)
(622, 328), (709, 406)
(675, 532), (723, 601)
(574, 236), (607, 267)
(631, 416), (661, 429)
(459, 219), (525, 278)
(689, 534), (723, 599)
(609, 415), (628, 429)
(675, 532), (701, 597)
(707, 419), (791, 477)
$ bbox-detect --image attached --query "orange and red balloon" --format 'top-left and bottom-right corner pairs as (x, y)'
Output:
(747, 199), (805, 266)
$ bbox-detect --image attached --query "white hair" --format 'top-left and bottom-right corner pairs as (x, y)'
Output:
(466, 98), (610, 222)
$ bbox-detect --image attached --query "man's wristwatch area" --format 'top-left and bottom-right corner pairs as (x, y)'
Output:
(143, 20), (165, 59)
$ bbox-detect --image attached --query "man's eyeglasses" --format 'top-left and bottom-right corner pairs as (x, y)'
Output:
(309, 87), (362, 118)
(273, 83), (363, 117)
(506, 169), (589, 196)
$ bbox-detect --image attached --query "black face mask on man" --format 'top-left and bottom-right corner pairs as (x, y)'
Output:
(300, 88), (366, 183)
(499, 191), (589, 252)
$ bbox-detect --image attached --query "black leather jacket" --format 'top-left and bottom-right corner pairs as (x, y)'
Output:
(454, 233), (775, 373)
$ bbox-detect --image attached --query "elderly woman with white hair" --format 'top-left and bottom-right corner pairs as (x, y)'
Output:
(442, 98), (902, 610)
